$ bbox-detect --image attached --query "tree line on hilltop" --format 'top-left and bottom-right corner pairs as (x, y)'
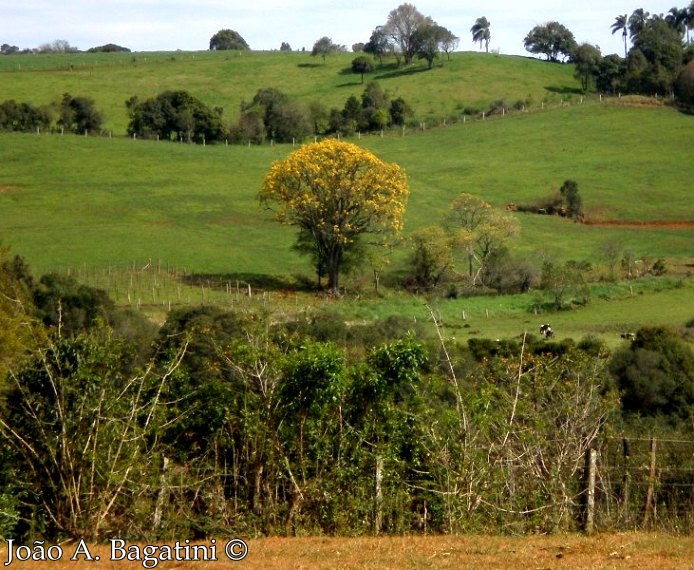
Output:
(3, 3), (694, 139)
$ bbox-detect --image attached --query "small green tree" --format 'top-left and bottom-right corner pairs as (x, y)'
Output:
(57, 93), (103, 134)
(559, 179), (583, 220)
(360, 81), (390, 130)
(352, 55), (374, 83)
(540, 259), (590, 310)
(573, 43), (602, 92)
(446, 193), (521, 283)
(209, 29), (250, 50)
(311, 36), (343, 63)
(523, 21), (577, 62)
(389, 96), (413, 126)
(439, 27), (459, 60)
(413, 22), (445, 69)
(407, 225), (453, 288)
(364, 26), (390, 63)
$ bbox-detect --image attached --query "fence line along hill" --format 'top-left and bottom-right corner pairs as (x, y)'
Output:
(0, 50), (579, 134)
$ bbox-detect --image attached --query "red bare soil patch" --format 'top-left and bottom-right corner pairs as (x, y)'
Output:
(583, 219), (694, 230)
(2, 533), (693, 569)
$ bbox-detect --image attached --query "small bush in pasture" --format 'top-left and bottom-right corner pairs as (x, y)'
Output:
(487, 99), (507, 116)
(468, 337), (520, 360)
(577, 334), (608, 356)
(281, 310), (349, 344)
(651, 258), (667, 276)
(480, 247), (539, 294)
(357, 315), (426, 346)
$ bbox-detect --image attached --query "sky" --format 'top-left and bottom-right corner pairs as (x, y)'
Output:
(0, 1), (686, 57)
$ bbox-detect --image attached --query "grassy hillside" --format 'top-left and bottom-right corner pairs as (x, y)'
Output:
(1, 103), (692, 273)
(1, 50), (692, 341)
(0, 50), (579, 133)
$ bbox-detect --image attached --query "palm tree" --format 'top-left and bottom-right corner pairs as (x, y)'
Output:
(611, 14), (629, 57)
(628, 9), (650, 41)
(686, 0), (694, 44)
(665, 7), (688, 40)
(470, 17), (491, 53)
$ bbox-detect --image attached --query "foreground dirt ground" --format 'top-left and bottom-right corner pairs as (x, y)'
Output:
(2, 532), (693, 569)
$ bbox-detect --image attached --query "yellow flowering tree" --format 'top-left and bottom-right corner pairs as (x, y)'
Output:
(259, 139), (409, 291)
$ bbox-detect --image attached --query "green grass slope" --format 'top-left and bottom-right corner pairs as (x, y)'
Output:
(1, 50), (693, 342)
(1, 103), (692, 277)
(0, 50), (579, 134)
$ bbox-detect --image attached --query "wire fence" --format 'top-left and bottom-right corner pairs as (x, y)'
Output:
(16, 90), (670, 145)
(594, 436), (694, 532)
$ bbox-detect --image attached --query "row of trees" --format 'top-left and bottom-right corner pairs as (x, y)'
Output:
(127, 81), (413, 145)
(0, 93), (102, 134)
(611, 6), (694, 58)
(517, 6), (694, 100)
(1, 40), (130, 55)
(1, 247), (692, 541)
(0, 80), (414, 142)
(575, 18), (689, 98)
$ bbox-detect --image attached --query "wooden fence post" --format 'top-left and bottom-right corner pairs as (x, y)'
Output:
(643, 437), (657, 528)
(621, 438), (630, 523)
(585, 447), (597, 534)
(374, 455), (384, 535)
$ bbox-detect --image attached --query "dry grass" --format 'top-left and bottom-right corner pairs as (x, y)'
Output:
(2, 533), (693, 569)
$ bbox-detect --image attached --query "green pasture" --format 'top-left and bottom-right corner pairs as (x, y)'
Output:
(1, 50), (693, 341)
(0, 50), (578, 134)
(50, 261), (694, 348)
(1, 102), (692, 275)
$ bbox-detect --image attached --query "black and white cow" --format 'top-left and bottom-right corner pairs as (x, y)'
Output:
(539, 323), (554, 338)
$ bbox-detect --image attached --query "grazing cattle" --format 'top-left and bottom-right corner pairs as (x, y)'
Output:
(621, 332), (635, 340)
(539, 323), (554, 338)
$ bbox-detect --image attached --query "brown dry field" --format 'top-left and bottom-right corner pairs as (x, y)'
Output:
(2, 533), (694, 569)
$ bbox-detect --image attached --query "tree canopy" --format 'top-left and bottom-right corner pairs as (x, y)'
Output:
(608, 326), (694, 421)
(234, 87), (312, 144)
(209, 29), (250, 50)
(524, 21), (577, 62)
(384, 3), (432, 64)
(445, 193), (520, 282)
(311, 36), (344, 62)
(675, 60), (694, 107)
(57, 93), (103, 134)
(125, 90), (225, 143)
(352, 55), (374, 83)
(573, 43), (602, 92)
(259, 139), (409, 291)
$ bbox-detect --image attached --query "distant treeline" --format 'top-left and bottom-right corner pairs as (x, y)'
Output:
(0, 80), (413, 143)
(1, 41), (130, 55)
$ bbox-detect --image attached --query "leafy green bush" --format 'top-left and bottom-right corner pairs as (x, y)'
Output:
(608, 326), (694, 422)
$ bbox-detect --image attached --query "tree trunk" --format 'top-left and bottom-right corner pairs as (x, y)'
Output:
(326, 248), (342, 292)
